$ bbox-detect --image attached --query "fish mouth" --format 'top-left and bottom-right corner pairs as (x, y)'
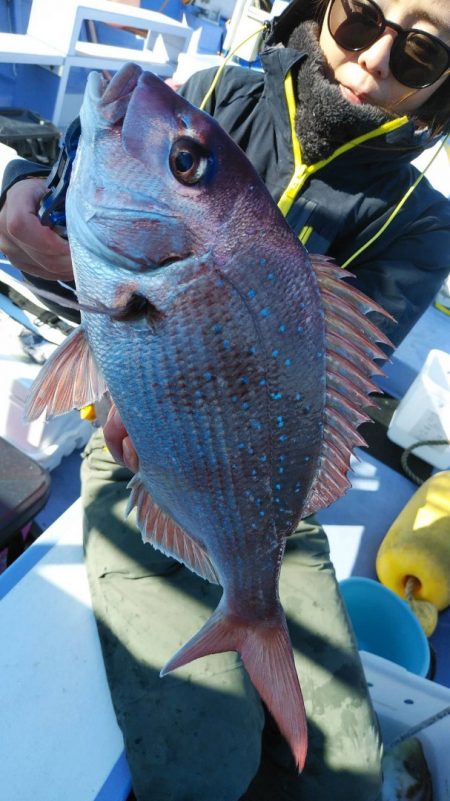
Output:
(88, 62), (143, 124)
(89, 62), (172, 127)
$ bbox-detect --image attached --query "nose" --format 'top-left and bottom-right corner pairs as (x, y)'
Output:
(358, 30), (395, 80)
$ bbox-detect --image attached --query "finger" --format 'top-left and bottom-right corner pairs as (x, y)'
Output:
(2, 178), (74, 280)
(122, 435), (139, 473)
(103, 403), (129, 466)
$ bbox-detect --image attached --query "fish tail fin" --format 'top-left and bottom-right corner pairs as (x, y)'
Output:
(161, 604), (308, 771)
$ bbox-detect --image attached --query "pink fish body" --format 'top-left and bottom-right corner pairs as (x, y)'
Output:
(27, 63), (391, 770)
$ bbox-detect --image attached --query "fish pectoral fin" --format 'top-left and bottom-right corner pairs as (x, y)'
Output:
(25, 325), (108, 421)
(126, 474), (220, 584)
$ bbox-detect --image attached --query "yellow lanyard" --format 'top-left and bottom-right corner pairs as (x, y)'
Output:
(277, 70), (409, 221)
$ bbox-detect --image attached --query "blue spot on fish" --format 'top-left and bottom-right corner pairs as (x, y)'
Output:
(297, 325), (304, 334)
(260, 308), (270, 318)
(259, 378), (267, 387)
(294, 393), (302, 401)
(284, 359), (292, 367)
(260, 454), (267, 462)
(223, 340), (231, 349)
(248, 289), (256, 299)
(278, 324), (285, 333)
(272, 349), (279, 358)
(213, 324), (222, 334)
(203, 372), (213, 381)
(267, 272), (275, 281)
(279, 434), (288, 442)
(240, 375), (250, 384)
(277, 416), (284, 428)
(271, 392), (282, 400)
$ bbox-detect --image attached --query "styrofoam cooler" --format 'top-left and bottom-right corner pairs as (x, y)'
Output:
(387, 349), (450, 469)
(1, 373), (92, 471)
(362, 651), (450, 800)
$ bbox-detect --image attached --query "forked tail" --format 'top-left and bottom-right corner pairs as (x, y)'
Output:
(161, 602), (308, 771)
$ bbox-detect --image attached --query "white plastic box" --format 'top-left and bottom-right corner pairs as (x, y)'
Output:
(387, 348), (450, 470)
(362, 651), (450, 800)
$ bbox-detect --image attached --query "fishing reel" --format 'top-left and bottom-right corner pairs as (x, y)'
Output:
(38, 119), (81, 239)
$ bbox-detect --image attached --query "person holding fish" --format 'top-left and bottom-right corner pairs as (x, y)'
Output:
(0, 0), (449, 799)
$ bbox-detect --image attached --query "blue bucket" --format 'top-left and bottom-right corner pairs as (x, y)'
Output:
(339, 576), (430, 677)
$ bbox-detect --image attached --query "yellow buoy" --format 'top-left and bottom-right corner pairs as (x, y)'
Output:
(376, 472), (450, 626)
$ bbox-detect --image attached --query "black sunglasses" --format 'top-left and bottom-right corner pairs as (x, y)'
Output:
(328, 0), (450, 89)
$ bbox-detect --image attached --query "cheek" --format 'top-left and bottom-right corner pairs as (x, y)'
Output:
(392, 80), (445, 113)
(319, 18), (353, 78)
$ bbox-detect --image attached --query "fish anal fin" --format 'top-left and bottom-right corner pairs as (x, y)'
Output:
(304, 255), (391, 518)
(161, 603), (308, 771)
(25, 326), (107, 421)
(126, 474), (219, 584)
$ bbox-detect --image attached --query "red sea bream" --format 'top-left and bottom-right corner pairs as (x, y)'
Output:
(27, 62), (391, 770)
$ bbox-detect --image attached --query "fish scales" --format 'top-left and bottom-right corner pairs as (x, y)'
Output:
(27, 62), (391, 770)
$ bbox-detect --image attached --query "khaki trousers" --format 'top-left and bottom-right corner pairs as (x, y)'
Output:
(82, 429), (382, 801)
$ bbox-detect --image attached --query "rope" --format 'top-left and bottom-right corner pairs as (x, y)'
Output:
(400, 439), (450, 485)
(389, 704), (450, 749)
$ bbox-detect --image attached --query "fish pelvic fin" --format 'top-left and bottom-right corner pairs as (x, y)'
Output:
(161, 603), (308, 772)
(25, 326), (108, 421)
(302, 255), (393, 518)
(127, 474), (220, 584)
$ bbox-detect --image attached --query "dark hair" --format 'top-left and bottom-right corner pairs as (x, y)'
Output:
(309, 0), (450, 136)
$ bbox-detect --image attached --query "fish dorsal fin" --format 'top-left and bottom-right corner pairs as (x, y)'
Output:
(126, 474), (220, 584)
(302, 255), (392, 518)
(26, 326), (108, 421)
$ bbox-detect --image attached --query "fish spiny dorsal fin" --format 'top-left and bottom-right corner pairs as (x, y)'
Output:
(301, 255), (393, 519)
(126, 474), (220, 584)
(25, 326), (108, 421)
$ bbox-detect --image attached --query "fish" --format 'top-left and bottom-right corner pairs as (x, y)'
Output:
(26, 62), (392, 770)
(382, 738), (433, 800)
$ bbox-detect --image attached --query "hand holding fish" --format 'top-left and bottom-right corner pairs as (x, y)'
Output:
(0, 177), (73, 281)
(104, 402), (139, 473)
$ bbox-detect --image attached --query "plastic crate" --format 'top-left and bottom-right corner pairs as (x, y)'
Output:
(0, 107), (60, 165)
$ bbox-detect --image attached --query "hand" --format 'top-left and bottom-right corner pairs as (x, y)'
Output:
(103, 402), (139, 473)
(0, 177), (74, 281)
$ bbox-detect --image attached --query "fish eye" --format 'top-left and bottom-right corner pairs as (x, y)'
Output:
(169, 138), (211, 185)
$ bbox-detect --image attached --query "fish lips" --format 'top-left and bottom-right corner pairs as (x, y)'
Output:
(95, 62), (143, 125)
(93, 63), (181, 156)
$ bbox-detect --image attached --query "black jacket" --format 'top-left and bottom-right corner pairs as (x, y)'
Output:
(178, 47), (450, 347)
